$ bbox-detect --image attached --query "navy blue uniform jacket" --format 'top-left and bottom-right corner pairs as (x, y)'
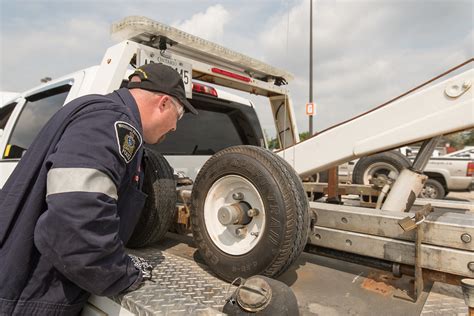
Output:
(0, 89), (146, 315)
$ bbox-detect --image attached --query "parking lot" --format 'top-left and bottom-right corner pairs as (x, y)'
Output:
(447, 191), (474, 201)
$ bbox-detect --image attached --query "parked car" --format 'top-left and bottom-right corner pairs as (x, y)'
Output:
(348, 147), (473, 199)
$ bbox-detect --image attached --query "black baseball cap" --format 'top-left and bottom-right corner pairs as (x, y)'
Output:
(128, 63), (198, 115)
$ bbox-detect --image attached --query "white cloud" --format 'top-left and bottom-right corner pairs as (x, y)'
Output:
(173, 4), (230, 42)
(0, 0), (471, 139)
(1, 16), (110, 90)
(252, 0), (473, 137)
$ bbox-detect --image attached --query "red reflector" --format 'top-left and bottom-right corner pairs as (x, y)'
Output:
(211, 68), (251, 82)
(467, 161), (474, 177)
(192, 83), (218, 97)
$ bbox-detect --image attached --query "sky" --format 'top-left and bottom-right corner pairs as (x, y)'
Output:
(0, 0), (473, 138)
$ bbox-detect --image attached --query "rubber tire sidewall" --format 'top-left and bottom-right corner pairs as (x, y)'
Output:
(420, 178), (446, 199)
(127, 148), (177, 248)
(191, 146), (309, 282)
(352, 151), (411, 185)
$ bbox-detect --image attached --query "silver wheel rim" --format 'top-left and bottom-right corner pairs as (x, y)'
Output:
(421, 183), (439, 199)
(362, 162), (399, 185)
(204, 175), (266, 255)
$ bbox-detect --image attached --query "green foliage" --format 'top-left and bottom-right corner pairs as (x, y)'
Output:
(464, 129), (474, 146)
(267, 137), (280, 150)
(263, 129), (280, 150)
(442, 129), (473, 150)
(264, 130), (312, 150)
(299, 131), (310, 141)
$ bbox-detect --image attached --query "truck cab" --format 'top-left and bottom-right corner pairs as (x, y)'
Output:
(0, 67), (265, 188)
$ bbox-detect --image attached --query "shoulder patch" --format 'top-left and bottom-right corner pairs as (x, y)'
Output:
(114, 121), (143, 163)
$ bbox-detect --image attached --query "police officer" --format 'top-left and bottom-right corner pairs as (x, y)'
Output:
(0, 63), (197, 315)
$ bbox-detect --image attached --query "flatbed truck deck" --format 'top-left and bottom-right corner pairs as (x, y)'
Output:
(84, 232), (470, 316)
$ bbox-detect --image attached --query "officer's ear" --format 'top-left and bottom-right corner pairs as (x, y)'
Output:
(159, 95), (174, 112)
(155, 95), (168, 111)
(130, 75), (141, 83)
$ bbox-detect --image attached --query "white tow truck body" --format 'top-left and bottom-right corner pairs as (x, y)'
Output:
(104, 14), (473, 278)
(0, 67), (263, 186)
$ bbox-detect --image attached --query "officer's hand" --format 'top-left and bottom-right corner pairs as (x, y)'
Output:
(128, 254), (153, 281)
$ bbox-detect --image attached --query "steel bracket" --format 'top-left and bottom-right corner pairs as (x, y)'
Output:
(395, 204), (433, 302)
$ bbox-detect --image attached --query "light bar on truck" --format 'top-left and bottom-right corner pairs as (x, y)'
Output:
(111, 16), (294, 82)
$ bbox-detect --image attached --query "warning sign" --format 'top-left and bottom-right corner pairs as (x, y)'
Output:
(306, 102), (316, 115)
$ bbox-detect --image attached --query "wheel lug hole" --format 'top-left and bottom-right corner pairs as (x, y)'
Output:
(232, 192), (244, 200)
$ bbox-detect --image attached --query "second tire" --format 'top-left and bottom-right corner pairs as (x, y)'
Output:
(127, 148), (177, 248)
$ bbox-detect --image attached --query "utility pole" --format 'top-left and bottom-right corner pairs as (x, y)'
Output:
(309, 0), (313, 135)
(308, 0), (340, 204)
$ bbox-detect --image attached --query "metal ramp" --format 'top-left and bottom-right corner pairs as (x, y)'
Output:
(85, 246), (235, 316)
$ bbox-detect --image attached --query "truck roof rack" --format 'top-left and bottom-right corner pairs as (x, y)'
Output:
(111, 16), (293, 84)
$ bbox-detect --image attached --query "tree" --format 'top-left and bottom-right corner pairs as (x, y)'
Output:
(299, 131), (310, 141)
(464, 129), (474, 146)
(442, 129), (473, 150)
(264, 129), (280, 150)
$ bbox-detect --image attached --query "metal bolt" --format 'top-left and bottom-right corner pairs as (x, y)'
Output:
(250, 232), (259, 237)
(392, 263), (401, 277)
(461, 233), (472, 243)
(247, 208), (260, 217)
(232, 192), (244, 200)
(468, 262), (474, 272)
(235, 227), (247, 237)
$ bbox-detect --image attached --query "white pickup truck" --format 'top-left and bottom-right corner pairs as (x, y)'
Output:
(423, 146), (474, 197)
(348, 146), (473, 199)
(0, 69), (265, 188)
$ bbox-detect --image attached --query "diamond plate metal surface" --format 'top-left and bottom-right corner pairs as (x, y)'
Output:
(112, 247), (235, 315)
(421, 282), (469, 316)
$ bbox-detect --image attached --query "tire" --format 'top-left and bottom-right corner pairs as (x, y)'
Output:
(191, 145), (310, 282)
(127, 148), (177, 248)
(419, 178), (446, 199)
(352, 151), (411, 185)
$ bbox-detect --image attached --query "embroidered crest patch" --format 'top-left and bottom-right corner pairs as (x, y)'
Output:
(114, 121), (142, 163)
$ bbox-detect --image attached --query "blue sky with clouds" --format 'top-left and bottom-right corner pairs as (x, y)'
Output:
(1, 0), (472, 138)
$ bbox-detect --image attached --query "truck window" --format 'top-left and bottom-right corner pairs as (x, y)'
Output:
(3, 85), (71, 159)
(149, 95), (263, 155)
(0, 102), (16, 129)
(452, 149), (474, 158)
(152, 108), (243, 155)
